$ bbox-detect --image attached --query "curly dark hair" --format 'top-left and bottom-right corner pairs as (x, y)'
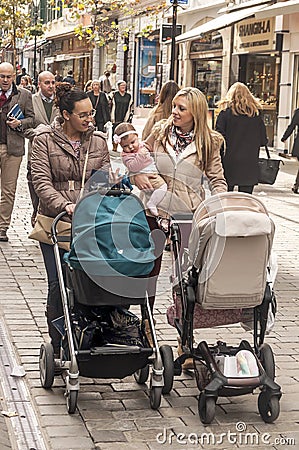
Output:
(55, 83), (88, 115)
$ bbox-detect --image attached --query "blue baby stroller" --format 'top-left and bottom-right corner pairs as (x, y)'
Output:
(38, 186), (174, 413)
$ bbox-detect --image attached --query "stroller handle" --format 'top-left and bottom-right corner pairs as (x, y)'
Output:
(51, 211), (69, 241)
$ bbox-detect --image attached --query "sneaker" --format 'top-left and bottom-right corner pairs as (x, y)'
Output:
(292, 186), (299, 194)
(177, 337), (194, 370)
(0, 229), (8, 242)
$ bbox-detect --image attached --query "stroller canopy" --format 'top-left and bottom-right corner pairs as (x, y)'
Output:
(65, 190), (155, 277)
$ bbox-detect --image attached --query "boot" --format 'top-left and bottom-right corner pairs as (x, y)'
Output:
(177, 337), (194, 370)
(46, 280), (63, 355)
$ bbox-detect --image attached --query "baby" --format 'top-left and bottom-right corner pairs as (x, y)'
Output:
(113, 122), (167, 216)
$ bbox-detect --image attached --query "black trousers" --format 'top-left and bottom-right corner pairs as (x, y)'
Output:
(40, 242), (66, 353)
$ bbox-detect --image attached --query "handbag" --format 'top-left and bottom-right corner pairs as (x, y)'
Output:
(28, 145), (90, 250)
(258, 145), (283, 185)
(28, 214), (71, 250)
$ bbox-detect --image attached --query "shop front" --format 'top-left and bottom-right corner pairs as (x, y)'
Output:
(43, 35), (90, 89)
(189, 31), (223, 128)
(191, 32), (223, 107)
(233, 16), (279, 146)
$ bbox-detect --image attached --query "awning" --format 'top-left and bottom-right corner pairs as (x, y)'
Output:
(23, 39), (48, 52)
(255, 0), (299, 19)
(176, 4), (269, 43)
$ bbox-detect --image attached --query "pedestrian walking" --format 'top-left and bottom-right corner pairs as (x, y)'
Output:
(30, 84), (112, 355)
(0, 62), (34, 242)
(142, 80), (180, 140)
(84, 79), (93, 92)
(281, 108), (299, 194)
(24, 71), (60, 226)
(110, 80), (133, 151)
(20, 75), (36, 94)
(62, 70), (76, 86)
(54, 70), (63, 82)
(87, 80), (111, 132)
(215, 81), (267, 194)
(132, 87), (227, 363)
(16, 67), (27, 86)
(99, 70), (112, 94)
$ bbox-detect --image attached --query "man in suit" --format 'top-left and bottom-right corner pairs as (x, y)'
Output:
(25, 71), (60, 225)
(0, 62), (34, 242)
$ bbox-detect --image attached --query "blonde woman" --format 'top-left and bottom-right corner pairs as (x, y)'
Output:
(216, 82), (267, 194)
(133, 87), (227, 313)
(142, 80), (180, 140)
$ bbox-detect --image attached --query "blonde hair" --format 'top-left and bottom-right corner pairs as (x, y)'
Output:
(152, 87), (223, 170)
(217, 82), (262, 117)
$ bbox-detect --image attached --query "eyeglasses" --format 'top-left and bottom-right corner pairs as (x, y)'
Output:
(0, 74), (13, 80)
(72, 109), (96, 119)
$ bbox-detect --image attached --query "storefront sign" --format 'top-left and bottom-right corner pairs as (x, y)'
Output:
(44, 57), (55, 64)
(234, 16), (275, 53)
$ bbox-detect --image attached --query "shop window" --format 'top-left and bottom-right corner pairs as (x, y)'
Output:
(194, 59), (222, 108)
(245, 54), (277, 146)
(190, 31), (223, 53)
(246, 55), (276, 104)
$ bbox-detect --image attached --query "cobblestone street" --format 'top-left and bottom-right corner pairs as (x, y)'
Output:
(0, 119), (298, 449)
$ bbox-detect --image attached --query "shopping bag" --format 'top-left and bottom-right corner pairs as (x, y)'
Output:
(258, 146), (283, 185)
(28, 214), (71, 250)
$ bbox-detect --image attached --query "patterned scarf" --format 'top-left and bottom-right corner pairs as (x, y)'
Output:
(171, 126), (194, 156)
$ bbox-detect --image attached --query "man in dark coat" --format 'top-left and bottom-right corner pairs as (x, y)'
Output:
(62, 70), (76, 86)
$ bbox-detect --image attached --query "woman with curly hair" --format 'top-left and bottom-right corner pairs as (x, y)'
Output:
(215, 81), (267, 194)
(142, 80), (180, 140)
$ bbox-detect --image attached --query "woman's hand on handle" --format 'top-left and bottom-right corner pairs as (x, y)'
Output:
(65, 203), (76, 216)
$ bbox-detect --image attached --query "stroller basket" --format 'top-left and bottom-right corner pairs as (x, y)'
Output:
(76, 347), (152, 379)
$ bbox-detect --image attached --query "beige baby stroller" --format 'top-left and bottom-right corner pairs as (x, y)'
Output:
(167, 192), (281, 424)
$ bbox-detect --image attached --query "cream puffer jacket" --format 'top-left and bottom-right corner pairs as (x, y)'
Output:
(140, 128), (227, 218)
(31, 117), (110, 218)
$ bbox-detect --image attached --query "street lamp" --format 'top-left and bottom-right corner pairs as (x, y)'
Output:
(170, 0), (178, 80)
(32, 0), (40, 84)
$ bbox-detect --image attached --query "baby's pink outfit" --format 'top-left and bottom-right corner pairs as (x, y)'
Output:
(122, 144), (167, 216)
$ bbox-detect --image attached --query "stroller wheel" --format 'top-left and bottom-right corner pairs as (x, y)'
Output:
(39, 343), (55, 389)
(134, 365), (150, 384)
(160, 345), (174, 395)
(259, 343), (275, 380)
(198, 393), (216, 424)
(66, 390), (78, 414)
(258, 391), (280, 423)
(150, 386), (162, 410)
